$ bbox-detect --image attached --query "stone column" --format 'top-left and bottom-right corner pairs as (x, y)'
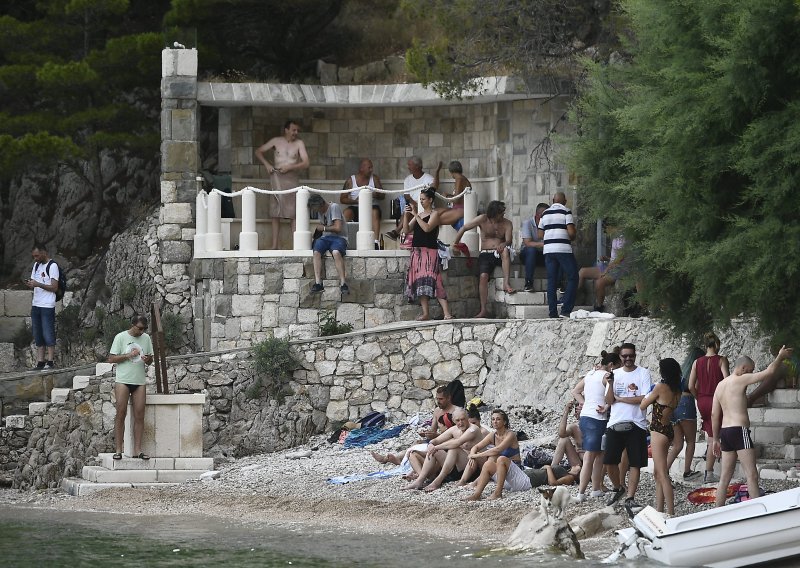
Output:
(239, 188), (258, 252)
(206, 191), (223, 251)
(194, 189), (207, 254)
(356, 187), (374, 250)
(159, 48), (200, 349)
(462, 187), (479, 253)
(294, 187), (312, 250)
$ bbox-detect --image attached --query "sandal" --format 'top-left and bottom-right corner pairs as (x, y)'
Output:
(112, 452), (122, 460)
(136, 452), (150, 460)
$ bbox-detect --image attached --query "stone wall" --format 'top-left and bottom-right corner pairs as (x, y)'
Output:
(191, 255), (483, 350)
(2, 317), (774, 489)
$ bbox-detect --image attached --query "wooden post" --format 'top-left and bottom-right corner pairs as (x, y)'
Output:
(150, 303), (169, 394)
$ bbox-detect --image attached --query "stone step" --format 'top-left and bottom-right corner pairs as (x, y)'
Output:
(50, 387), (71, 404)
(81, 465), (208, 483)
(61, 477), (179, 497)
(748, 407), (800, 424)
(73, 375), (90, 390)
(761, 444), (800, 460)
(767, 389), (800, 408)
(669, 453), (798, 482)
(97, 453), (213, 471)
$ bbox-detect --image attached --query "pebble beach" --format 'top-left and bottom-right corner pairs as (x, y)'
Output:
(2, 410), (798, 561)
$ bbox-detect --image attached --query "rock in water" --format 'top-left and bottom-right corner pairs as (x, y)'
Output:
(506, 508), (583, 559)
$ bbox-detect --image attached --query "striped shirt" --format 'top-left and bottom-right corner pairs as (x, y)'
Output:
(538, 203), (575, 254)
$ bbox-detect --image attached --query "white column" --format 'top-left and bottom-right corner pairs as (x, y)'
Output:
(206, 191), (223, 251)
(194, 191), (207, 254)
(462, 187), (479, 253)
(356, 187), (375, 251)
(239, 188), (258, 252)
(294, 187), (312, 250)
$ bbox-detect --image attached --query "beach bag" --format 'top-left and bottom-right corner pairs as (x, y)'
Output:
(358, 411), (386, 428)
(399, 232), (413, 250)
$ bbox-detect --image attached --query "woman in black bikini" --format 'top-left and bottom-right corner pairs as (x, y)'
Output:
(641, 358), (682, 514)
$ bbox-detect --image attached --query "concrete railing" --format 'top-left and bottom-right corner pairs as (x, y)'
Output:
(193, 178), (485, 256)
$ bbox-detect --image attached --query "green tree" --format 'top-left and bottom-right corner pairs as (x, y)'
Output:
(402, 0), (614, 98)
(569, 0), (800, 344)
(0, 1), (169, 259)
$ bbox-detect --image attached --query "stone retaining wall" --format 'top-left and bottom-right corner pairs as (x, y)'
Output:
(2, 317), (773, 489)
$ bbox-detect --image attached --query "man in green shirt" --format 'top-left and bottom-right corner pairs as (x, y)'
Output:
(107, 315), (154, 460)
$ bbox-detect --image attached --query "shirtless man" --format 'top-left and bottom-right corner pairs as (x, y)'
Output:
(255, 120), (310, 249)
(401, 409), (484, 491)
(435, 160), (469, 230)
(341, 158), (384, 249)
(452, 200), (514, 318)
(712, 345), (793, 507)
(370, 386), (461, 465)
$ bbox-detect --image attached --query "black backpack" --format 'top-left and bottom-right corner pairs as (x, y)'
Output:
(44, 260), (67, 301)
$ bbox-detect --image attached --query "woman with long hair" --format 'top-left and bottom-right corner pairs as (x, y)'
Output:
(463, 409), (530, 500)
(572, 349), (622, 501)
(667, 346), (704, 480)
(688, 332), (730, 483)
(402, 187), (453, 321)
(641, 358), (682, 514)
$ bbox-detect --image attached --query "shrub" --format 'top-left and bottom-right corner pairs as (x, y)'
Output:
(12, 325), (33, 349)
(118, 280), (137, 305)
(161, 311), (184, 352)
(102, 314), (130, 350)
(245, 337), (300, 400)
(319, 309), (353, 336)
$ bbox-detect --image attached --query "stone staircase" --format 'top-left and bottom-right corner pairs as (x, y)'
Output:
(0, 361), (214, 496)
(489, 267), (594, 319)
(668, 388), (800, 483)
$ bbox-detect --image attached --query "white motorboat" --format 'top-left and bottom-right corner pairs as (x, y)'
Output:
(610, 486), (800, 567)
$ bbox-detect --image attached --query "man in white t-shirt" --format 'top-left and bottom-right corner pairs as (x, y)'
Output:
(603, 342), (652, 512)
(385, 156), (440, 241)
(24, 243), (59, 370)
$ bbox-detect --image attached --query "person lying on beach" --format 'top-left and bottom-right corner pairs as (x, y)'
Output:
(463, 409), (526, 500)
(401, 408), (484, 491)
(525, 463), (582, 488)
(371, 385), (462, 465)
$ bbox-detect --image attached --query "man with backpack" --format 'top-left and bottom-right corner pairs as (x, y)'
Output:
(24, 243), (61, 370)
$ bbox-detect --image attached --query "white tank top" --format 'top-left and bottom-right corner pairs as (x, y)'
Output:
(349, 174), (375, 200)
(579, 369), (610, 421)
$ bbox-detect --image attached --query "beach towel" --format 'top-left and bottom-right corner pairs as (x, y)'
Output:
(342, 424), (407, 449)
(327, 457), (412, 485)
(687, 483), (742, 505)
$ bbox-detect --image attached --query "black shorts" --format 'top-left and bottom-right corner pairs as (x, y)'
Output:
(478, 251), (502, 275)
(443, 466), (479, 484)
(602, 425), (649, 468)
(117, 383), (141, 393)
(344, 204), (381, 222)
(720, 426), (754, 452)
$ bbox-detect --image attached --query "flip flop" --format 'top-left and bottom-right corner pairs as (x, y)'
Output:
(112, 452), (122, 460)
(136, 452), (150, 461)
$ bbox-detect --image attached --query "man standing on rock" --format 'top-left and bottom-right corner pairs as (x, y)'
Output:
(255, 119), (310, 250)
(538, 192), (579, 318)
(603, 342), (652, 513)
(107, 315), (154, 460)
(712, 345), (793, 507)
(25, 243), (59, 370)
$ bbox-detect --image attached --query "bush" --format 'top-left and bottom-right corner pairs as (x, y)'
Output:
(161, 311), (184, 352)
(12, 325), (33, 349)
(57, 304), (81, 338)
(102, 314), (130, 350)
(245, 337), (300, 400)
(319, 309), (353, 336)
(118, 280), (137, 305)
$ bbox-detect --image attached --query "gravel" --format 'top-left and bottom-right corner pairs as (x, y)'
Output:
(1, 410), (798, 561)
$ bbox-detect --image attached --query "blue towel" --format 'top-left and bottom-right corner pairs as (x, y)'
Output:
(342, 424), (407, 449)
(327, 459), (412, 485)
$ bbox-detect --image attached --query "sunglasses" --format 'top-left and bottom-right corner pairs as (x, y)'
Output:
(621, 353), (636, 359)
(135, 325), (147, 331)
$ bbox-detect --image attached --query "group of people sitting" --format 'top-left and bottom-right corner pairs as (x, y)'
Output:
(368, 339), (792, 515)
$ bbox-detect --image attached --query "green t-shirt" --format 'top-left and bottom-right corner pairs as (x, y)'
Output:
(110, 330), (154, 385)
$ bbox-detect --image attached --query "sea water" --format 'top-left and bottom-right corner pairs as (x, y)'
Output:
(0, 506), (614, 567)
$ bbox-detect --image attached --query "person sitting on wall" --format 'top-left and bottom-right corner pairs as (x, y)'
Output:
(308, 194), (349, 295)
(340, 158), (385, 250)
(107, 314), (154, 460)
(385, 156), (441, 241)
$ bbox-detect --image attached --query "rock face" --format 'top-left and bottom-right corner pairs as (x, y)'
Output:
(507, 507), (584, 559)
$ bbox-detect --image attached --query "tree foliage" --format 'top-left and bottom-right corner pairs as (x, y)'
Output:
(569, 0), (800, 345)
(0, 0), (169, 255)
(164, 0), (418, 81)
(401, 0), (614, 98)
